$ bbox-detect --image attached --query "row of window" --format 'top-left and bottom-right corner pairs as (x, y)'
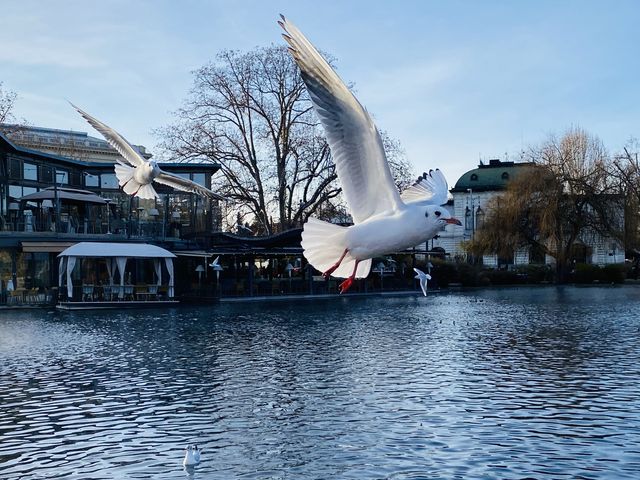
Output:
(8, 156), (209, 190)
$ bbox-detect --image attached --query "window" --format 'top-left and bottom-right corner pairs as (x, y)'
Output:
(23, 163), (38, 181)
(101, 174), (119, 189)
(56, 170), (69, 185)
(476, 206), (485, 229)
(465, 206), (473, 230)
(470, 173), (478, 181)
(192, 173), (206, 187)
(9, 185), (22, 199)
(501, 172), (509, 180)
(85, 173), (99, 187)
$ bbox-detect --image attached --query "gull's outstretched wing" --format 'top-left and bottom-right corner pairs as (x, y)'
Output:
(279, 16), (403, 224)
(71, 103), (144, 168)
(155, 170), (224, 200)
(413, 267), (432, 296)
(401, 169), (449, 206)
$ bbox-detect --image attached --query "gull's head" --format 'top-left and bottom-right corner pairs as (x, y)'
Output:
(424, 205), (461, 228)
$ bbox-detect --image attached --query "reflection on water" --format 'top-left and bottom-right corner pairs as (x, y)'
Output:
(1, 286), (640, 479)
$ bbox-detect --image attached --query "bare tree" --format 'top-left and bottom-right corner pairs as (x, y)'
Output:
(0, 82), (18, 126)
(158, 45), (412, 234)
(469, 127), (620, 282)
(610, 138), (640, 253)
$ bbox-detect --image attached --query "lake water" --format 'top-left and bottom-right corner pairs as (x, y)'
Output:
(1, 286), (640, 479)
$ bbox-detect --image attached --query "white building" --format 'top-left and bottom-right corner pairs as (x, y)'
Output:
(430, 159), (624, 267)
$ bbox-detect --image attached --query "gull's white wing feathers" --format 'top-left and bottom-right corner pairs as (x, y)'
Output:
(279, 16), (403, 224)
(71, 103), (144, 168)
(155, 170), (224, 200)
(413, 267), (432, 296)
(401, 169), (449, 206)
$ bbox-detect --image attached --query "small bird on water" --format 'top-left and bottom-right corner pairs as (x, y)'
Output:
(279, 16), (461, 293)
(183, 445), (201, 466)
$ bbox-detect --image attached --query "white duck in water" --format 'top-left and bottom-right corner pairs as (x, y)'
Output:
(279, 17), (461, 293)
(413, 268), (432, 296)
(72, 103), (225, 201)
(183, 445), (201, 466)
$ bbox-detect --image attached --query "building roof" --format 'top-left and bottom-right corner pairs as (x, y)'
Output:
(0, 130), (221, 173)
(451, 159), (535, 193)
(58, 242), (176, 258)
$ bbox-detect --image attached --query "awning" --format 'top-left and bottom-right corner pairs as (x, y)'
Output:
(57, 242), (176, 299)
(58, 242), (176, 259)
(19, 187), (107, 204)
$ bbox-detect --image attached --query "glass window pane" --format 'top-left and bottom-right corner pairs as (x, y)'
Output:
(9, 185), (22, 199)
(85, 173), (99, 187)
(192, 173), (206, 187)
(23, 163), (38, 181)
(56, 171), (69, 185)
(101, 174), (119, 189)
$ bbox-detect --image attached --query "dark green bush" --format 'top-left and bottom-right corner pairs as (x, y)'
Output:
(602, 264), (626, 283)
(573, 263), (601, 283)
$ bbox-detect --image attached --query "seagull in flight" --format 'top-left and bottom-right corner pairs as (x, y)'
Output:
(71, 103), (224, 201)
(413, 268), (432, 296)
(279, 16), (461, 293)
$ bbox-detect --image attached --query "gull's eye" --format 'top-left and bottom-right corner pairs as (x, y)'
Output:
(435, 210), (442, 217)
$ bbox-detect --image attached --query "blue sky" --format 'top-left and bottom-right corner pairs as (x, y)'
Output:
(2, 0), (639, 185)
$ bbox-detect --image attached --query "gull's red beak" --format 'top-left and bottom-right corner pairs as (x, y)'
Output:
(445, 217), (462, 226)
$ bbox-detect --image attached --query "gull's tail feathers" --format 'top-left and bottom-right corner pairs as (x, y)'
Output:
(115, 163), (135, 188)
(301, 217), (371, 279)
(114, 163), (158, 199)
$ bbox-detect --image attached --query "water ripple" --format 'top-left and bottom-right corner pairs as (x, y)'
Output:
(1, 286), (640, 478)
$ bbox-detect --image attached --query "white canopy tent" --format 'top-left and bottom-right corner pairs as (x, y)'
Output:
(57, 242), (176, 300)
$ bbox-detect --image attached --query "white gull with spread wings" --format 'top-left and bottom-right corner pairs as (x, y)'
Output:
(72, 104), (224, 201)
(279, 16), (461, 293)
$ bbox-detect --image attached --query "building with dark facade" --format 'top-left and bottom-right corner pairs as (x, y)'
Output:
(0, 130), (222, 304)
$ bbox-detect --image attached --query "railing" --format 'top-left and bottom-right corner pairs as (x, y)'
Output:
(184, 274), (421, 299)
(59, 284), (169, 303)
(0, 218), (178, 239)
(2, 288), (56, 306)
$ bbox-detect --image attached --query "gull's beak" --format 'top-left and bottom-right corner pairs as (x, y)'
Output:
(445, 217), (462, 226)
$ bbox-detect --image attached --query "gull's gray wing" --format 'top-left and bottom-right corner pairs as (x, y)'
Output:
(279, 16), (403, 224)
(71, 103), (144, 168)
(401, 169), (450, 206)
(155, 170), (224, 200)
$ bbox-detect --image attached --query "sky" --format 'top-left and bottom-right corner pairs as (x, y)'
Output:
(2, 0), (639, 185)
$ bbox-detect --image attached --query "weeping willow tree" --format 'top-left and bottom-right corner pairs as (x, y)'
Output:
(468, 128), (622, 282)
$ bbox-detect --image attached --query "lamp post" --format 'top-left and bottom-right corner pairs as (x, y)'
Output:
(195, 264), (205, 288)
(285, 262), (294, 293)
(210, 256), (224, 298)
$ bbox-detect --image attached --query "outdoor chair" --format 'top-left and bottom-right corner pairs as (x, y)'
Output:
(124, 285), (134, 301)
(147, 284), (158, 299)
(82, 285), (94, 301)
(103, 285), (113, 301)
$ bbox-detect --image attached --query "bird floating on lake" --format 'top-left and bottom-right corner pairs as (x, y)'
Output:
(279, 16), (461, 293)
(183, 445), (201, 466)
(413, 268), (432, 296)
(71, 103), (224, 201)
